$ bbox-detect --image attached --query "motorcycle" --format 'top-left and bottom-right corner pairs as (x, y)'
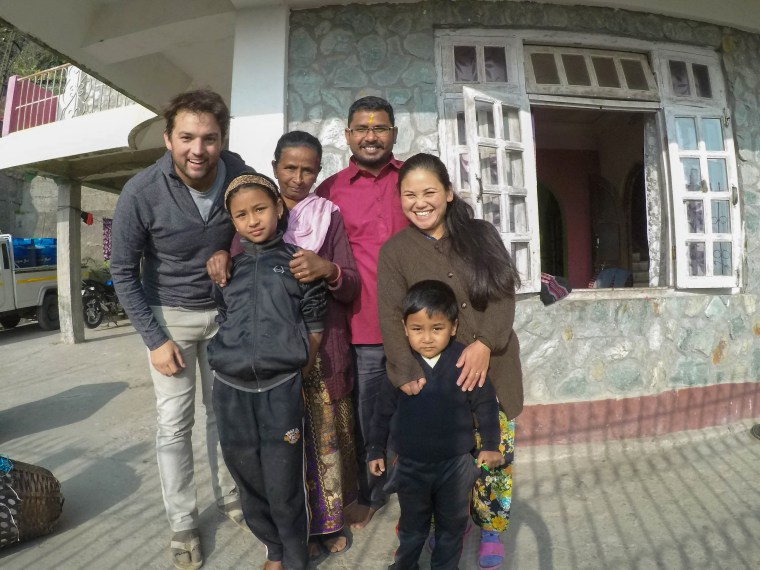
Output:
(82, 278), (123, 329)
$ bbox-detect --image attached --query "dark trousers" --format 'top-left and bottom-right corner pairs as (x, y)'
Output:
(390, 453), (478, 570)
(352, 344), (389, 508)
(213, 375), (308, 570)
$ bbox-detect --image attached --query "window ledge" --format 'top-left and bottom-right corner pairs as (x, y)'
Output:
(518, 286), (741, 303)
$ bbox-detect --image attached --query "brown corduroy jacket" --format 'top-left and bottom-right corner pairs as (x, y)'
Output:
(377, 226), (524, 420)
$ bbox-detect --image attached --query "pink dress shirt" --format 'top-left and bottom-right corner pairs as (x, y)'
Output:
(316, 156), (409, 344)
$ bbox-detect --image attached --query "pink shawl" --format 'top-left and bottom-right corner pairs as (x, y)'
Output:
(283, 193), (339, 252)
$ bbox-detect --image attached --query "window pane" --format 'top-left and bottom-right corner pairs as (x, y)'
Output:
(511, 242), (531, 281)
(484, 46), (508, 82)
(711, 200), (731, 234)
(456, 112), (466, 145)
(562, 54), (591, 86)
(509, 196), (528, 233)
(454, 46), (477, 82)
(592, 57), (620, 88)
(681, 159), (702, 192)
(686, 201), (705, 233)
(713, 242), (732, 276)
(506, 152), (524, 188)
(702, 118), (724, 151)
(621, 59), (649, 90)
(478, 146), (498, 185)
(707, 159), (728, 192)
(688, 242), (706, 276)
(669, 60), (691, 96)
(675, 117), (698, 150)
(502, 107), (521, 142)
(475, 101), (495, 138)
(482, 194), (502, 227)
(531, 53), (560, 84)
(693, 64), (712, 98)
(458, 152), (471, 192)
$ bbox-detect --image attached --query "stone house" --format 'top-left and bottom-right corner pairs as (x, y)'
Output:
(1, 1), (758, 438)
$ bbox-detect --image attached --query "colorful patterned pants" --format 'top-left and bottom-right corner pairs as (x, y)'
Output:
(471, 412), (515, 533)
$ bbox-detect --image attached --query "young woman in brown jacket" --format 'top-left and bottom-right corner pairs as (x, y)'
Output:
(378, 153), (523, 570)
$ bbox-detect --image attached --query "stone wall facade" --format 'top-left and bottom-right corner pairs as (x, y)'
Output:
(288, 1), (760, 406)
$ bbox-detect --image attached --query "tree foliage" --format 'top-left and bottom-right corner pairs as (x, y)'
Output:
(1, 24), (63, 94)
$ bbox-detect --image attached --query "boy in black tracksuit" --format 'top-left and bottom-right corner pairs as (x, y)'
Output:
(208, 173), (327, 570)
(369, 280), (502, 570)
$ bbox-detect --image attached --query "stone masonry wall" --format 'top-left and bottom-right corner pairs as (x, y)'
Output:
(288, 1), (760, 405)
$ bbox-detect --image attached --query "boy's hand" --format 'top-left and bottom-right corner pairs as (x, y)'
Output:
(368, 458), (386, 476)
(399, 378), (426, 395)
(476, 450), (504, 470)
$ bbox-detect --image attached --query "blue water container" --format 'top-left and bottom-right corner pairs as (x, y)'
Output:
(36, 245), (57, 266)
(29, 238), (57, 266)
(12, 242), (37, 268)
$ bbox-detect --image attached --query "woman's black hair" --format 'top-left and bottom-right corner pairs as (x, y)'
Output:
(402, 280), (459, 323)
(273, 130), (323, 165)
(398, 153), (521, 310)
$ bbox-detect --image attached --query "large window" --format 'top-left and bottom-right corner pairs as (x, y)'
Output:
(436, 32), (742, 292)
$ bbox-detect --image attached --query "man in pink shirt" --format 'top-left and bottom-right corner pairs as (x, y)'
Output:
(316, 96), (409, 529)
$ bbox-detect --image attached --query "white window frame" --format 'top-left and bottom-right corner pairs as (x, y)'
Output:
(524, 45), (659, 101)
(436, 30), (744, 294)
(463, 86), (541, 290)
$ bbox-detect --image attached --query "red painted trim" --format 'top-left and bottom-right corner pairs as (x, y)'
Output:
(517, 382), (760, 446)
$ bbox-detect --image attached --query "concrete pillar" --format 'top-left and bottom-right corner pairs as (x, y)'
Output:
(57, 179), (84, 344)
(228, 6), (288, 172)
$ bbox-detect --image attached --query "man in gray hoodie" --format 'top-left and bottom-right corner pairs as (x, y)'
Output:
(111, 89), (252, 570)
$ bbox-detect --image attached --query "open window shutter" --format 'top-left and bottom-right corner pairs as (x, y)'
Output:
(665, 109), (741, 288)
(463, 85), (540, 292)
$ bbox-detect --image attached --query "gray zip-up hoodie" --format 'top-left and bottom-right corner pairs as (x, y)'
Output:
(111, 150), (251, 350)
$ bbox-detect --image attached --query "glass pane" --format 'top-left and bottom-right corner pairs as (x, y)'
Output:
(693, 64), (712, 98)
(456, 112), (466, 145)
(621, 59), (649, 90)
(669, 60), (691, 96)
(511, 242), (531, 281)
(506, 152), (524, 188)
(702, 118), (724, 151)
(475, 101), (495, 139)
(686, 201), (704, 233)
(592, 57), (620, 88)
(681, 159), (702, 192)
(509, 196), (528, 233)
(502, 107), (521, 142)
(707, 159), (728, 192)
(713, 242), (732, 276)
(454, 46), (477, 82)
(482, 194), (502, 227)
(711, 200), (731, 233)
(675, 117), (698, 150)
(478, 146), (498, 185)
(484, 46), (508, 82)
(531, 53), (560, 85)
(458, 152), (470, 192)
(561, 54), (591, 86)
(688, 242), (706, 276)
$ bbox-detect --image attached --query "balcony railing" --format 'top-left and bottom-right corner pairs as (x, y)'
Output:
(1, 64), (135, 137)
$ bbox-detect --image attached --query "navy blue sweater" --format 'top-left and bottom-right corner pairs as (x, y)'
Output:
(368, 341), (500, 463)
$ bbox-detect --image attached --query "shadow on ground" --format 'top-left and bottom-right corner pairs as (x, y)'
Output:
(0, 382), (128, 443)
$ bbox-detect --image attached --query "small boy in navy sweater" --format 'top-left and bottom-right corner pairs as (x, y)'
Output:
(368, 280), (502, 570)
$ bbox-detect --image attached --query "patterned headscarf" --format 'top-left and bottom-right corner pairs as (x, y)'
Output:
(224, 172), (280, 211)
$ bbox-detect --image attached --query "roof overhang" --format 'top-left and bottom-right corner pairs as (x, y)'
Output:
(1, 1), (758, 112)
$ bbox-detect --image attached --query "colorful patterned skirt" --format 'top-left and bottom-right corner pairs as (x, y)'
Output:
(471, 412), (515, 533)
(303, 357), (358, 535)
